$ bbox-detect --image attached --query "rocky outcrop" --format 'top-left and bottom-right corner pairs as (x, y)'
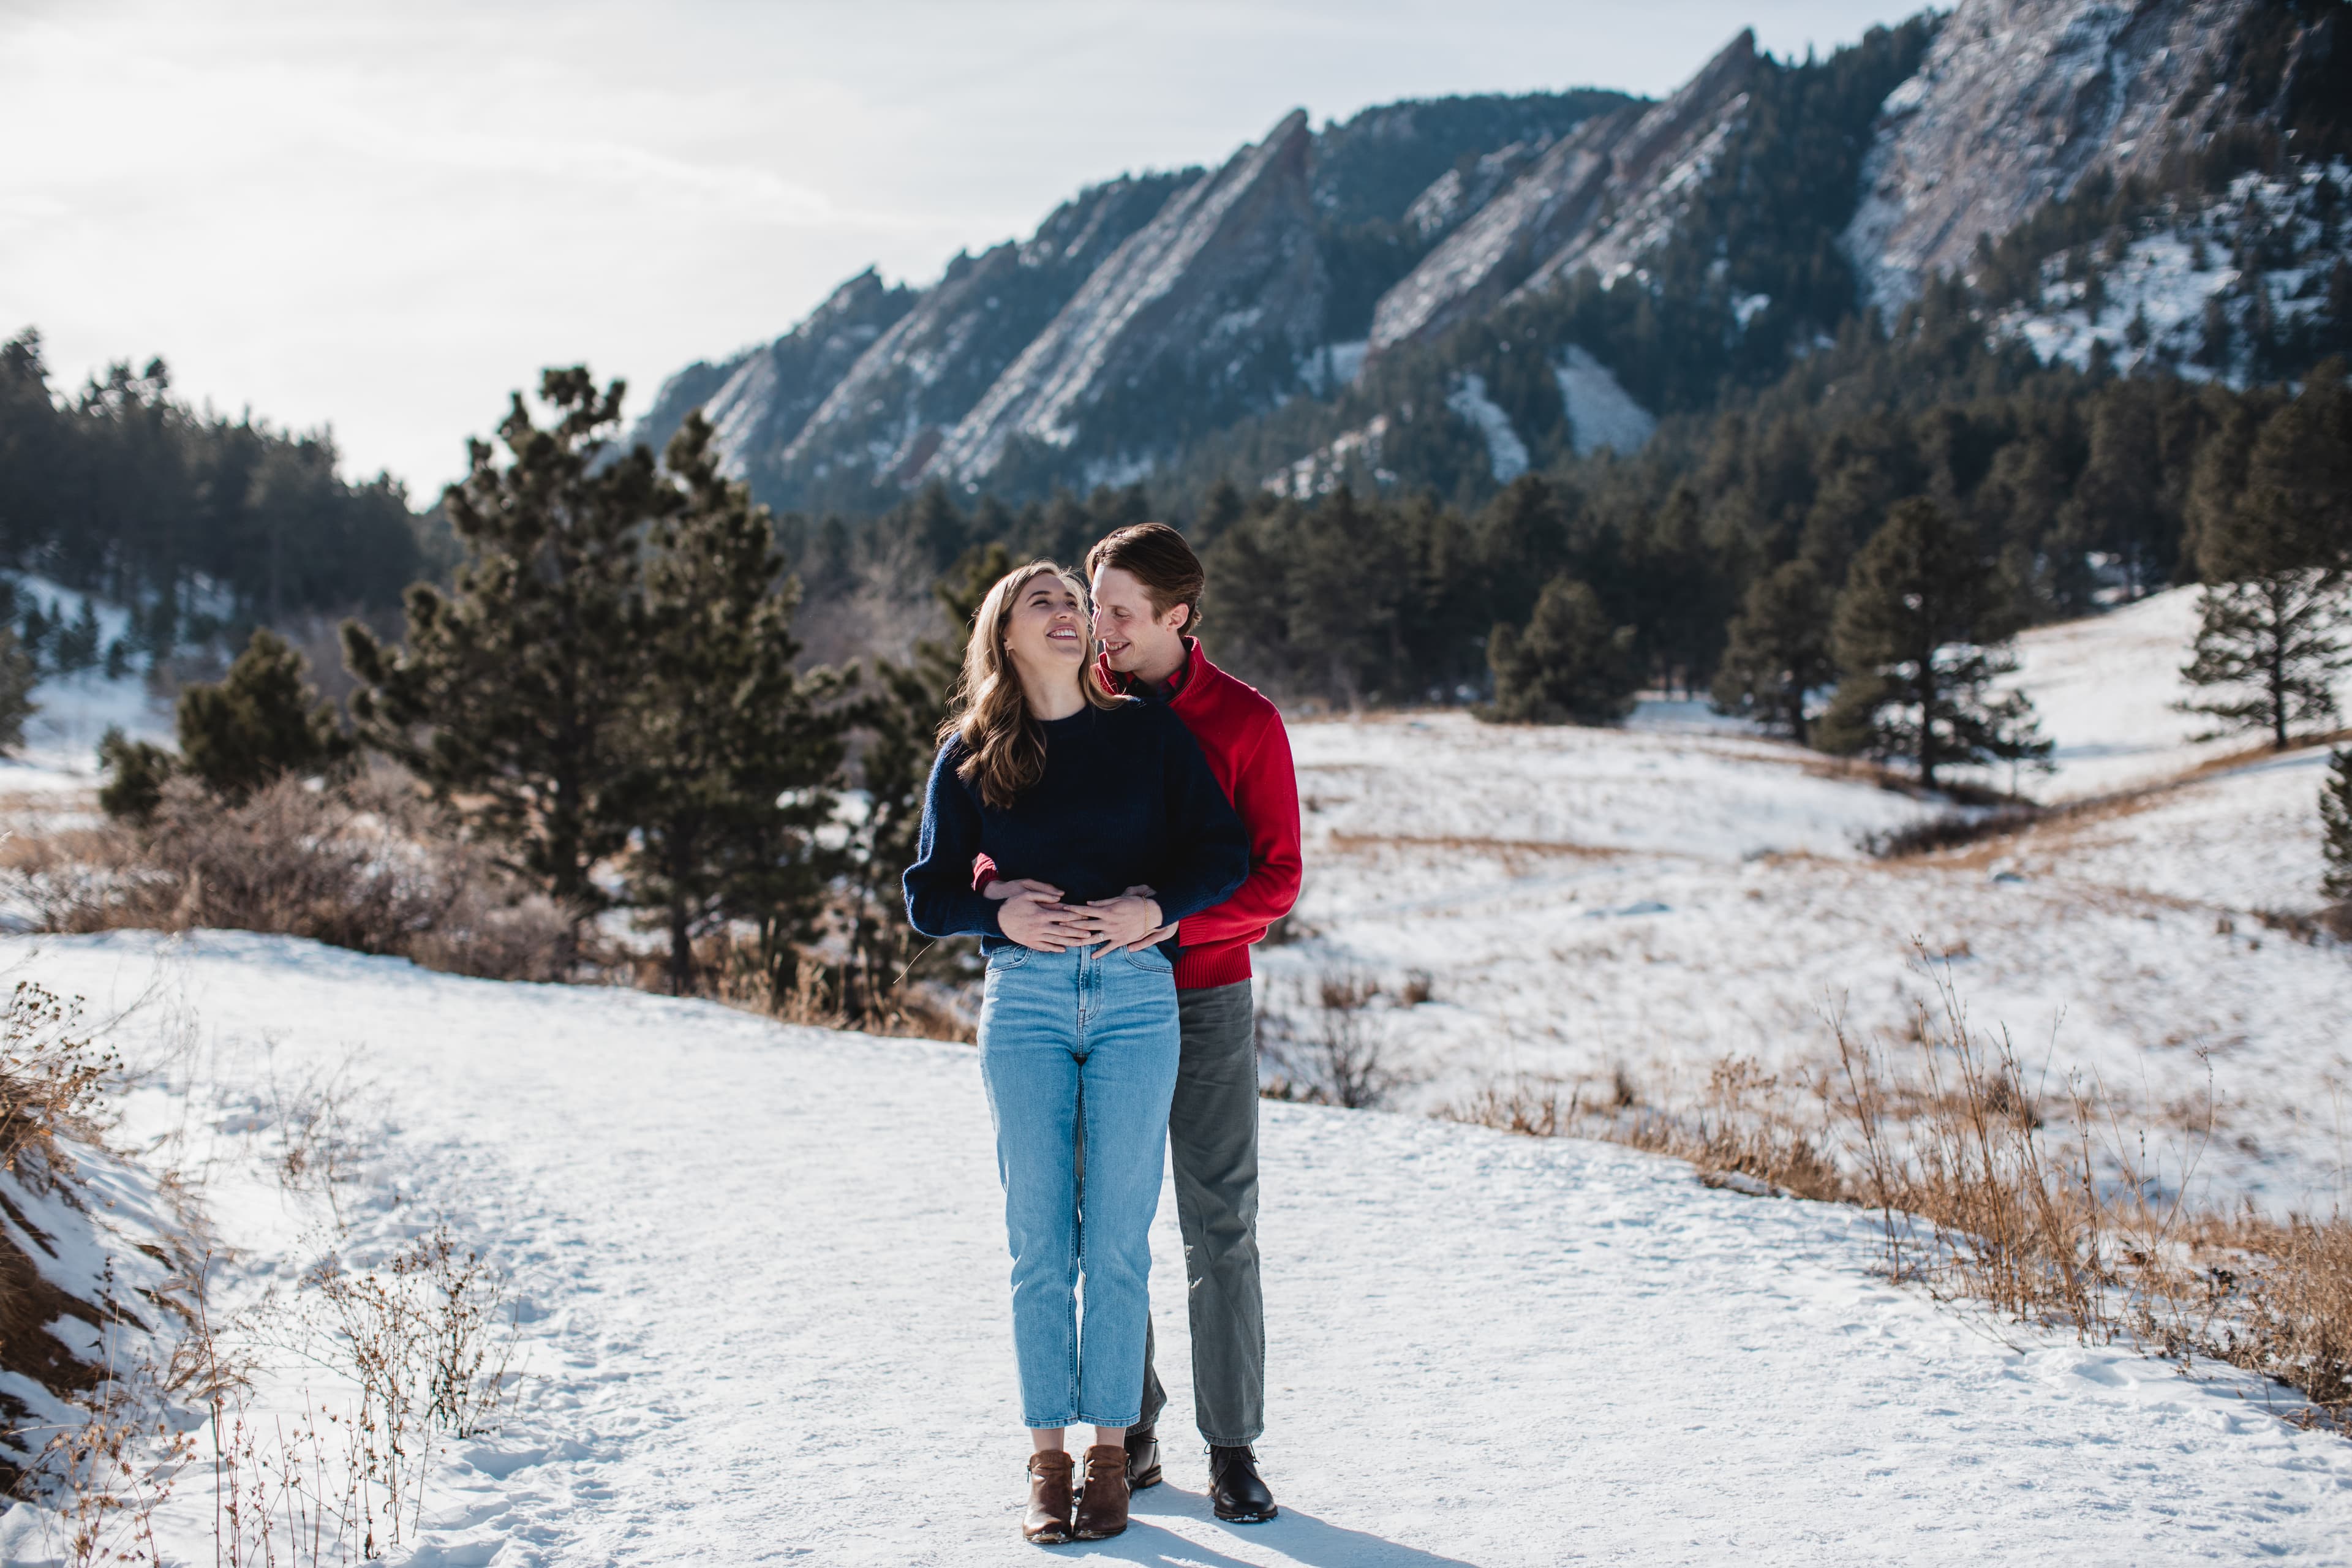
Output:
(772, 174), (1186, 489)
(1403, 139), (1551, 239)
(630, 269), (912, 476)
(1368, 32), (1757, 351)
(925, 110), (1327, 486)
(1840, 0), (2248, 315)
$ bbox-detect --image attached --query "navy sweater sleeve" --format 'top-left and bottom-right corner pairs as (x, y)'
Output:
(902, 742), (1004, 940)
(1146, 710), (1253, 925)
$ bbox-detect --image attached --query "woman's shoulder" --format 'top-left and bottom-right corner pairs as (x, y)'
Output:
(930, 730), (973, 778)
(1100, 695), (1176, 732)
(1107, 696), (1208, 756)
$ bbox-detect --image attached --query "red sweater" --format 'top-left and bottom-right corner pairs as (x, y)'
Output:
(974, 639), (1302, 990)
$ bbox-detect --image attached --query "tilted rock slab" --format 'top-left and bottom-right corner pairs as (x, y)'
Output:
(1840, 0), (2248, 316)
(926, 109), (1327, 486)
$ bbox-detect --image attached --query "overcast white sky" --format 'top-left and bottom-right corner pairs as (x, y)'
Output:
(2, 0), (1926, 496)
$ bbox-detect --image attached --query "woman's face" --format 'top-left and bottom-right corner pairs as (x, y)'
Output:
(1001, 571), (1089, 687)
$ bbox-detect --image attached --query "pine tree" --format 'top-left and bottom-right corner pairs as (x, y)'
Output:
(0, 625), (34, 753)
(17, 601), (47, 669)
(838, 542), (1010, 1017)
(1288, 487), (1408, 708)
(1711, 558), (1836, 742)
(2237, 360), (2352, 575)
(2321, 748), (2352, 905)
(96, 728), (175, 821)
(1817, 497), (2050, 788)
(2178, 571), (2351, 748)
(1485, 575), (1639, 725)
(616, 412), (850, 996)
(176, 628), (352, 799)
(53, 598), (99, 674)
(343, 368), (658, 919)
(2181, 388), (2352, 751)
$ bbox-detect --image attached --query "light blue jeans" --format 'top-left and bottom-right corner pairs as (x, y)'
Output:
(977, 943), (1180, 1430)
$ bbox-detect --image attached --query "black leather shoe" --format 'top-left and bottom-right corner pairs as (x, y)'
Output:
(1124, 1427), (1163, 1490)
(1207, 1445), (1277, 1523)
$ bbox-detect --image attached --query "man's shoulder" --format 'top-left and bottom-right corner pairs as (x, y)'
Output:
(1185, 647), (1284, 733)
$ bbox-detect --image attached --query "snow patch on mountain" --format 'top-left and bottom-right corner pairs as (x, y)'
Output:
(1447, 373), (1531, 482)
(631, 269), (914, 479)
(1554, 345), (1657, 456)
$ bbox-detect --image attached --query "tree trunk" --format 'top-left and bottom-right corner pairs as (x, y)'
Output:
(2269, 585), (2288, 750)
(666, 826), (696, 996)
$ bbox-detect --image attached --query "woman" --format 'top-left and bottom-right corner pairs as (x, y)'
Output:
(905, 560), (1249, 1545)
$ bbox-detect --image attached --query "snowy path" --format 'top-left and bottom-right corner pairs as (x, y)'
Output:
(18, 932), (2352, 1566)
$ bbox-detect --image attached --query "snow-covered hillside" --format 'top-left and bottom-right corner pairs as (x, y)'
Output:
(0, 574), (173, 799)
(2000, 584), (2352, 800)
(3, 931), (2348, 1566)
(1262, 589), (2352, 1213)
(1990, 162), (2352, 385)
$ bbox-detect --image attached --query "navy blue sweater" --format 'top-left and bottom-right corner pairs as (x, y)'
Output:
(902, 699), (1250, 954)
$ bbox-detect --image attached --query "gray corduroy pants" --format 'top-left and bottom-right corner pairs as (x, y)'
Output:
(1136, 979), (1265, 1447)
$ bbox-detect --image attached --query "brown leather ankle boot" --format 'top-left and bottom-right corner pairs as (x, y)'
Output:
(1022, 1450), (1074, 1545)
(1072, 1444), (1131, 1540)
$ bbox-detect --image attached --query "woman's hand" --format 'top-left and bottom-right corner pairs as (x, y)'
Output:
(987, 879), (1095, 952)
(1081, 892), (1165, 956)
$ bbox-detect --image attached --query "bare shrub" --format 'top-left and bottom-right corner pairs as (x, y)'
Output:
(176, 1257), (378, 1566)
(0, 982), (117, 1180)
(31, 1355), (189, 1567)
(4, 769), (580, 984)
(1856, 805), (2040, 859)
(1262, 970), (1408, 1110)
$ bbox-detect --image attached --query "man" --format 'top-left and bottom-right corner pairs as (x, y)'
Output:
(981, 522), (1301, 1523)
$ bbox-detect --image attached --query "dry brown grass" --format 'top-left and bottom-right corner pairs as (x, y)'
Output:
(1444, 1054), (1853, 1205)
(1, 771), (579, 984)
(1449, 959), (2352, 1430)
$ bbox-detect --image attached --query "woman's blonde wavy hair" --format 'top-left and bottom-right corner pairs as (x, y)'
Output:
(943, 560), (1123, 809)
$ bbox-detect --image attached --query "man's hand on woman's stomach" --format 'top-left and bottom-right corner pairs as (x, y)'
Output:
(983, 879), (1176, 955)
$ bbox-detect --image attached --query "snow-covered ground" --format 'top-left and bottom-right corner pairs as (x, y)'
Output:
(5, 930), (2351, 1566)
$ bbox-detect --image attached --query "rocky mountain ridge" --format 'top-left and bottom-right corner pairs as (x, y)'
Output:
(1368, 31), (1760, 351)
(1841, 0), (2253, 315)
(635, 0), (2346, 514)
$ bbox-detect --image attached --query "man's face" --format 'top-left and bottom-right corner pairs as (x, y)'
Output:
(1090, 564), (1188, 676)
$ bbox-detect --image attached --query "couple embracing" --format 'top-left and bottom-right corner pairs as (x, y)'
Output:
(904, 523), (1302, 1545)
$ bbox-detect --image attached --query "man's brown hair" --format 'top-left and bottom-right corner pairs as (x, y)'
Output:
(1086, 521), (1205, 634)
